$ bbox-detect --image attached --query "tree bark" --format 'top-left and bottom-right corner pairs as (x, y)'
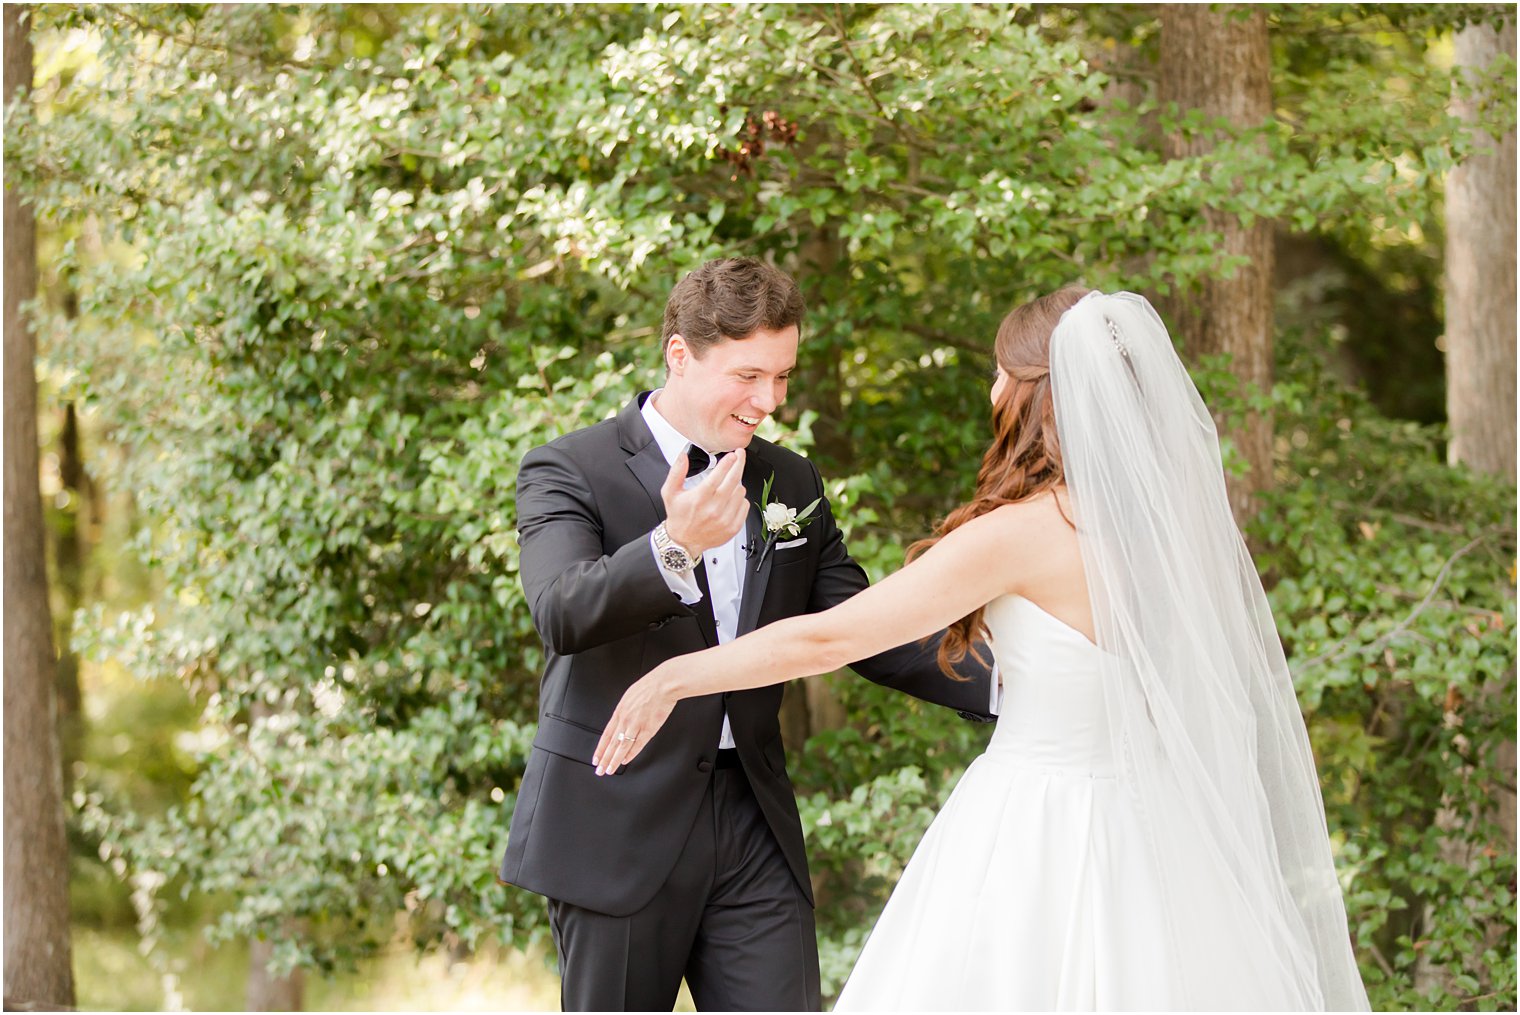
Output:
(785, 227), (851, 470)
(1444, 10), (1518, 857)
(246, 937), (305, 1012)
(244, 702), (307, 1011)
(1445, 21), (1517, 481)
(1418, 18), (1518, 998)
(3, 4), (77, 1008)
(1158, 4), (1275, 526)
(54, 401), (85, 782)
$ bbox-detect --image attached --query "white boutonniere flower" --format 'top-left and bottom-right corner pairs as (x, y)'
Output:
(755, 475), (820, 571)
(763, 501), (800, 538)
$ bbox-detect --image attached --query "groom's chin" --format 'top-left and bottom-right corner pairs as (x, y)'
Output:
(720, 422), (759, 449)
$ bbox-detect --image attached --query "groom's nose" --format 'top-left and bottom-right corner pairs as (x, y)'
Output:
(750, 381), (783, 415)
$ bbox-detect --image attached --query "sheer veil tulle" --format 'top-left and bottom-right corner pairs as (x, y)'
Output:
(1050, 292), (1369, 1010)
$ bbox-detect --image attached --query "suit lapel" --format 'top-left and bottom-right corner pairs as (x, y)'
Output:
(690, 556), (719, 647)
(621, 393), (719, 647)
(625, 438), (672, 521)
(737, 450), (776, 636)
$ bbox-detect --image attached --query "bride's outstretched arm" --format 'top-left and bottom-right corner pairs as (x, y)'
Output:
(594, 504), (1027, 774)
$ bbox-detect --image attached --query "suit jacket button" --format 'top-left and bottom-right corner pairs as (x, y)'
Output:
(696, 759), (713, 773)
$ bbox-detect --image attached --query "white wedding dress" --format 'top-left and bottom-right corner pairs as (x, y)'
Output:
(835, 291), (1369, 1011)
(835, 594), (1280, 1011)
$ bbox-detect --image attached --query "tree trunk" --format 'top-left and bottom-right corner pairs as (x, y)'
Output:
(785, 227), (851, 470)
(244, 702), (307, 1011)
(54, 401), (86, 782)
(1444, 11), (1519, 856)
(246, 937), (305, 1012)
(1158, 4), (1275, 526)
(779, 681), (811, 755)
(1445, 21), (1517, 481)
(1418, 18), (1519, 998)
(3, 5), (77, 1008)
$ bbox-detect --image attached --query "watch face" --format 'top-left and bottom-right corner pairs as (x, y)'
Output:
(660, 546), (691, 572)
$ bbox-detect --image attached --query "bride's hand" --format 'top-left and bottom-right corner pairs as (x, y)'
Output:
(593, 665), (679, 775)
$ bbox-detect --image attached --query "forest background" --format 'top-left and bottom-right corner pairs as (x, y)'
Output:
(3, 3), (1516, 1011)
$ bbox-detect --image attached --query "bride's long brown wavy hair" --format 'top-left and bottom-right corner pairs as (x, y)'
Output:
(908, 284), (1092, 679)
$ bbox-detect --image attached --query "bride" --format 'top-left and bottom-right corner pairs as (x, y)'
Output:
(592, 287), (1370, 1011)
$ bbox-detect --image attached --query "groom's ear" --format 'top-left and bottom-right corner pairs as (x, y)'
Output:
(665, 334), (689, 376)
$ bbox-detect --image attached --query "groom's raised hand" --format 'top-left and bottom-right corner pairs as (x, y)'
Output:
(662, 448), (748, 555)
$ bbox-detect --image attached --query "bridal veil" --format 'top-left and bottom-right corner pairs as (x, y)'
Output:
(1049, 291), (1370, 1010)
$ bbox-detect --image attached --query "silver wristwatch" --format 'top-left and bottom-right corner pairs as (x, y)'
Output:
(653, 522), (697, 576)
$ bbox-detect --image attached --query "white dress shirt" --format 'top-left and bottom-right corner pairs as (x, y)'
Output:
(641, 393), (1003, 739)
(642, 392), (746, 749)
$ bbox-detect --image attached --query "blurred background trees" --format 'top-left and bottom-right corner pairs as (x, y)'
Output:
(4, 3), (1514, 1010)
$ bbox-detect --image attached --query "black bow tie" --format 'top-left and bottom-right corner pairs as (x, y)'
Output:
(686, 444), (729, 475)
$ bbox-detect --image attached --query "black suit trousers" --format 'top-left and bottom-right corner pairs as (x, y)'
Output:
(548, 764), (820, 1012)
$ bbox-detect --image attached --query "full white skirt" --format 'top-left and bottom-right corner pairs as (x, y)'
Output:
(832, 596), (1337, 1012)
(832, 752), (1181, 1012)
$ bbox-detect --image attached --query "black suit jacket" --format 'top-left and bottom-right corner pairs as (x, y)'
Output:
(498, 392), (995, 916)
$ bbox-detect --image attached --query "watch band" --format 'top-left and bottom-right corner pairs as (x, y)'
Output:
(653, 522), (696, 576)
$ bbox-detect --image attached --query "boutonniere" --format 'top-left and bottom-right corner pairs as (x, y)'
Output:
(755, 475), (820, 571)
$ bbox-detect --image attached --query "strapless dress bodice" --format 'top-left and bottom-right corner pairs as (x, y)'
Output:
(983, 594), (1115, 778)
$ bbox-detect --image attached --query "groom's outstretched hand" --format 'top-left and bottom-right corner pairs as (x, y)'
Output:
(662, 448), (748, 556)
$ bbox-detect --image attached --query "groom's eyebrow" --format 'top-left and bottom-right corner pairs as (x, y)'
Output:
(731, 363), (795, 374)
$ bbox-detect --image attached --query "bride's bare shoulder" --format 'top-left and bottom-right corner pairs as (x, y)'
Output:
(981, 487), (1075, 536)
(977, 489), (1082, 592)
(941, 498), (1054, 565)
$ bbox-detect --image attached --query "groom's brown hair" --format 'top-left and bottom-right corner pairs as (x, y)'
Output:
(661, 257), (805, 362)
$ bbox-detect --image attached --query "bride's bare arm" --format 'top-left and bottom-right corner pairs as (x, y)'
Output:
(594, 504), (1028, 774)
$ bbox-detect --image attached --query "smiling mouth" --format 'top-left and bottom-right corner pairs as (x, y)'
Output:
(732, 414), (761, 426)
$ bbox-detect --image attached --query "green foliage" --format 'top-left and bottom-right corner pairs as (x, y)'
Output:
(11, 2), (1515, 1008)
(1257, 330), (1516, 1011)
(1267, 2), (1517, 424)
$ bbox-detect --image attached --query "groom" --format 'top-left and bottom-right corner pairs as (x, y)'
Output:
(498, 257), (998, 1011)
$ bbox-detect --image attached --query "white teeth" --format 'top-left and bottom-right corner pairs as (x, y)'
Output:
(733, 414), (759, 426)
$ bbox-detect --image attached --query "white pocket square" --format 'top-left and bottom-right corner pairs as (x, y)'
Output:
(775, 537), (808, 550)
